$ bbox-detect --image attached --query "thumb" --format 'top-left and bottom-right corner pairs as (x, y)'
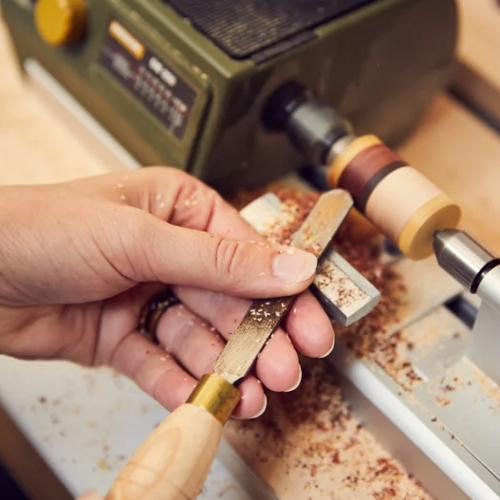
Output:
(132, 216), (318, 298)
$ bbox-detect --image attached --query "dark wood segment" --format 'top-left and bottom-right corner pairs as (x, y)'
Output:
(337, 143), (404, 211)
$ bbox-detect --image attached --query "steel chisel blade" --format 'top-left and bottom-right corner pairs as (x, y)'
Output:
(214, 190), (353, 385)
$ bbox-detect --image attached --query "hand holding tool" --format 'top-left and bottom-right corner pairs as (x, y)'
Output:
(105, 189), (353, 500)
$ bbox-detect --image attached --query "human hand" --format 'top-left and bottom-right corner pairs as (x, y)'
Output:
(0, 168), (334, 418)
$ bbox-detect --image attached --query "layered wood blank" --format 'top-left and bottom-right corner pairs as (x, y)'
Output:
(328, 135), (461, 260)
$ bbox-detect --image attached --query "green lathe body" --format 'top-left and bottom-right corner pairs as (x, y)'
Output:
(2, 0), (457, 194)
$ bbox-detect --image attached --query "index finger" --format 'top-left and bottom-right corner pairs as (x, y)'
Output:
(84, 167), (259, 239)
(145, 168), (264, 241)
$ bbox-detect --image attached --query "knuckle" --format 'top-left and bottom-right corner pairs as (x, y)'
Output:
(213, 237), (245, 281)
(166, 167), (192, 183)
(140, 166), (193, 194)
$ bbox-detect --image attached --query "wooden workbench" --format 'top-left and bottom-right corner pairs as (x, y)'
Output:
(1, 0), (500, 498)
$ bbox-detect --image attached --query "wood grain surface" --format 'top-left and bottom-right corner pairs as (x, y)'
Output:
(106, 404), (223, 500)
(457, 0), (500, 88)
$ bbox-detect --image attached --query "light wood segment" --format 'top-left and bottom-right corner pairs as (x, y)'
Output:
(364, 166), (460, 259)
(398, 194), (460, 259)
(106, 403), (223, 500)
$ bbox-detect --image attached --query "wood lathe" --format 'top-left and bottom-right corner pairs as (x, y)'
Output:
(1, 1), (500, 499)
(103, 81), (500, 499)
(2, 0), (457, 192)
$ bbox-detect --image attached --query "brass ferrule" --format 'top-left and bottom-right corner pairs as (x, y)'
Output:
(187, 374), (240, 425)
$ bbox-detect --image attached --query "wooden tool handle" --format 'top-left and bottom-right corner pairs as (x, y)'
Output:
(105, 403), (222, 500)
(106, 374), (240, 500)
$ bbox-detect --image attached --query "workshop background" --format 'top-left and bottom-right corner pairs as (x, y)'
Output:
(1, 0), (500, 499)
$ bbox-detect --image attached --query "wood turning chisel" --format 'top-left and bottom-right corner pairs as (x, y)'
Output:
(105, 189), (353, 500)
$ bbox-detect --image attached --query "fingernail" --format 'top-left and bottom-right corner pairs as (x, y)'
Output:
(319, 335), (336, 359)
(284, 365), (302, 392)
(273, 250), (317, 282)
(250, 395), (267, 419)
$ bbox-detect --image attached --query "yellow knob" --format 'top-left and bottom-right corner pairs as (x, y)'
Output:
(35, 0), (87, 46)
